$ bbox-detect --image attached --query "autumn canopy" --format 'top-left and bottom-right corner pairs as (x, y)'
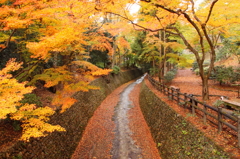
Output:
(0, 0), (240, 140)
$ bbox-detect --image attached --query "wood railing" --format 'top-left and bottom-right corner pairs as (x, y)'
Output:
(147, 74), (240, 147)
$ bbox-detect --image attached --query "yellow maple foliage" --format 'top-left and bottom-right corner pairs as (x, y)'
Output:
(0, 0), (141, 141)
(0, 59), (65, 141)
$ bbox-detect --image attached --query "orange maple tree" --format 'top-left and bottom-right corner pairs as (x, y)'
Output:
(0, 0), (116, 141)
(0, 59), (65, 141)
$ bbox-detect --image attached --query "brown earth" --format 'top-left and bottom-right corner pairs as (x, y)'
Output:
(147, 69), (240, 158)
(168, 68), (239, 105)
(71, 80), (161, 159)
(1, 68), (240, 158)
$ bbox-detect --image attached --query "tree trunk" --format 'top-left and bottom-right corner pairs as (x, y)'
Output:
(158, 30), (166, 82)
(112, 37), (116, 68)
(202, 76), (209, 101)
(153, 58), (155, 74)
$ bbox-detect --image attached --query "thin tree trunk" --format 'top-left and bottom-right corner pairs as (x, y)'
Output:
(153, 58), (155, 74)
(202, 76), (209, 101)
(0, 29), (16, 54)
(112, 38), (116, 68)
(158, 30), (166, 82)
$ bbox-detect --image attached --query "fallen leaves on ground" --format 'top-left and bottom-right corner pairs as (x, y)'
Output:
(146, 69), (240, 158)
(72, 79), (162, 158)
(129, 82), (161, 159)
(71, 82), (129, 159)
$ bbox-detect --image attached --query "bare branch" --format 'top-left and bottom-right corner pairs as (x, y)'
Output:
(190, 0), (201, 23)
(106, 12), (163, 32)
(214, 33), (220, 48)
(155, 15), (163, 26)
(205, 0), (218, 24)
(0, 29), (16, 53)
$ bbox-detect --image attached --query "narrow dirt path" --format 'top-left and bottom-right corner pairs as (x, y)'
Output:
(111, 77), (143, 159)
(71, 75), (160, 159)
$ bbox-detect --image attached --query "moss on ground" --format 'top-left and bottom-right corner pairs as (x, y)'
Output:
(139, 81), (230, 159)
(0, 69), (142, 159)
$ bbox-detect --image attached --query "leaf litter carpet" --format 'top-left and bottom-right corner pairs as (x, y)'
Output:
(71, 69), (240, 158)
(148, 69), (240, 158)
(71, 76), (160, 159)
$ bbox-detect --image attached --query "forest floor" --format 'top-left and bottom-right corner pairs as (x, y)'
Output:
(71, 76), (161, 159)
(167, 68), (239, 105)
(1, 68), (240, 158)
(148, 68), (240, 158)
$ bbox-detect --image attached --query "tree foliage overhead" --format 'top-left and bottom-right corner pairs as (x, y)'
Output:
(0, 0), (117, 141)
(0, 0), (240, 141)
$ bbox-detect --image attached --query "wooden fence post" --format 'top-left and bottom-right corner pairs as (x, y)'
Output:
(218, 107), (223, 133)
(184, 93), (188, 110)
(177, 91), (180, 104)
(168, 87), (170, 98)
(191, 98), (195, 115)
(203, 104), (207, 124)
(162, 84), (165, 94)
(237, 116), (240, 147)
(158, 84), (161, 91)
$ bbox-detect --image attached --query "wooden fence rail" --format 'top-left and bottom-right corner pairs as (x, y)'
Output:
(147, 74), (240, 147)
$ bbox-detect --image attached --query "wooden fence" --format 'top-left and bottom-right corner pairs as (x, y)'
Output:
(147, 74), (240, 147)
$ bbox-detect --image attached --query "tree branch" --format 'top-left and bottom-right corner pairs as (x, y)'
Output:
(201, 25), (216, 78)
(140, 0), (206, 59)
(106, 12), (163, 32)
(205, 0), (218, 24)
(190, 0), (201, 23)
(0, 29), (16, 53)
(169, 27), (201, 60)
(107, 10), (202, 66)
(155, 15), (165, 29)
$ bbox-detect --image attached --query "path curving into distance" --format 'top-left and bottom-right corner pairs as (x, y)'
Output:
(71, 75), (160, 159)
(111, 75), (145, 158)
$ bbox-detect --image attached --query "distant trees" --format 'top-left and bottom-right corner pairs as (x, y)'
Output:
(214, 66), (240, 85)
(135, 0), (240, 100)
(217, 38), (240, 64)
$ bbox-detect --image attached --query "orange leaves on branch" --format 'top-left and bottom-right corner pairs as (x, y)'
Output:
(71, 60), (99, 72)
(27, 25), (88, 60)
(63, 81), (99, 93)
(0, 59), (33, 119)
(58, 97), (77, 113)
(90, 33), (113, 56)
(71, 60), (113, 77)
(0, 0), (9, 3)
(1, 58), (23, 75)
(91, 69), (113, 76)
(52, 95), (77, 113)
(31, 66), (73, 88)
(4, 17), (32, 29)
(17, 106), (65, 141)
(0, 59), (65, 141)
(116, 36), (130, 49)
(52, 81), (99, 113)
